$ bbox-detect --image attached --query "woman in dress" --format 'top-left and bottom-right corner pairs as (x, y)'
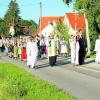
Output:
(21, 39), (27, 61)
(60, 37), (68, 57)
(13, 42), (18, 59)
(70, 35), (80, 66)
(18, 42), (22, 60)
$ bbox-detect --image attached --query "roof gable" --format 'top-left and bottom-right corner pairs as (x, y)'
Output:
(65, 13), (86, 31)
(34, 13), (86, 36)
(34, 16), (64, 36)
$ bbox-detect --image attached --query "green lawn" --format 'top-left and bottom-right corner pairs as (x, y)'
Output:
(0, 62), (76, 100)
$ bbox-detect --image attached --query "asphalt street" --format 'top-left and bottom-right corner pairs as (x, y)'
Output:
(0, 53), (100, 100)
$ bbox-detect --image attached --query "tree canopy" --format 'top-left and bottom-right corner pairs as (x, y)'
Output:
(63, 0), (100, 50)
(0, 0), (37, 37)
(4, 0), (21, 36)
(54, 21), (70, 41)
(20, 20), (37, 35)
(63, 0), (72, 5)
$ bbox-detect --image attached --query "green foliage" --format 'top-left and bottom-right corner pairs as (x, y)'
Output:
(75, 0), (100, 50)
(29, 20), (37, 35)
(54, 21), (71, 54)
(0, 20), (9, 36)
(86, 51), (96, 59)
(90, 51), (96, 59)
(20, 20), (37, 35)
(54, 21), (70, 41)
(0, 1), (37, 37)
(0, 62), (76, 100)
(63, 0), (100, 51)
(63, 0), (72, 5)
(4, 0), (21, 36)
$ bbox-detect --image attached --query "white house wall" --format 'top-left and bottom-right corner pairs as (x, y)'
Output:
(64, 15), (75, 35)
(39, 24), (54, 38)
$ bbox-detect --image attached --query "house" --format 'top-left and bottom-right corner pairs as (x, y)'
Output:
(34, 16), (64, 37)
(64, 13), (86, 35)
(34, 13), (87, 37)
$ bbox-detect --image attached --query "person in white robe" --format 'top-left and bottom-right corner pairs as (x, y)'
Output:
(60, 37), (68, 57)
(95, 35), (100, 64)
(26, 38), (32, 67)
(70, 35), (80, 66)
(26, 37), (38, 68)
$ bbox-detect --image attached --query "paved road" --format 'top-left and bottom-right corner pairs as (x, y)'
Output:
(0, 53), (100, 100)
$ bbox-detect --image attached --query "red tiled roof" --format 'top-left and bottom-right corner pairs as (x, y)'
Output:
(65, 13), (86, 31)
(34, 16), (64, 36)
(34, 13), (86, 36)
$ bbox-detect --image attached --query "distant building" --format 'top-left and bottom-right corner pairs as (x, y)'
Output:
(35, 16), (64, 37)
(64, 13), (86, 35)
(34, 13), (87, 37)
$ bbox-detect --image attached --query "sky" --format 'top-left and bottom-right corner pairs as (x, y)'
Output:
(0, 0), (74, 23)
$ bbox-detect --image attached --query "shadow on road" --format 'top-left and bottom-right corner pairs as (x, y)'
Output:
(36, 57), (71, 69)
(84, 59), (95, 65)
(36, 63), (50, 69)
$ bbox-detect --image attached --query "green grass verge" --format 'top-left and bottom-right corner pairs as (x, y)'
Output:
(0, 62), (76, 100)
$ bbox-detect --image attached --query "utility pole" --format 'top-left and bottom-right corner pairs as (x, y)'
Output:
(75, 13), (76, 31)
(39, 2), (42, 35)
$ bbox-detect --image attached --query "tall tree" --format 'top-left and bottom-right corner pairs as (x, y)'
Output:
(54, 21), (71, 53)
(4, 0), (21, 36)
(54, 21), (70, 40)
(29, 20), (37, 35)
(63, 0), (100, 51)
(20, 20), (37, 35)
(0, 18), (3, 23)
(63, 0), (72, 5)
(0, 19), (8, 36)
(75, 0), (100, 51)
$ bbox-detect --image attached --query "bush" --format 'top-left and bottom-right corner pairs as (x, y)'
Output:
(86, 51), (96, 59)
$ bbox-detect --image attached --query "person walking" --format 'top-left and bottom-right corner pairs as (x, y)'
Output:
(70, 35), (80, 66)
(95, 34), (100, 64)
(78, 29), (87, 65)
(13, 42), (18, 59)
(21, 40), (27, 61)
(60, 37), (68, 57)
(48, 34), (57, 66)
(26, 37), (38, 69)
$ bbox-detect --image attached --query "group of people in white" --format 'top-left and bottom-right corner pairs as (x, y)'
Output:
(0, 29), (100, 69)
(0, 34), (68, 68)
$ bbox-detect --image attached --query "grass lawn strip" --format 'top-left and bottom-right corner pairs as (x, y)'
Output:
(0, 62), (76, 100)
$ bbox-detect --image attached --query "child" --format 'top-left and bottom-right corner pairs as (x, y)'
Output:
(13, 42), (18, 59)
(18, 43), (22, 60)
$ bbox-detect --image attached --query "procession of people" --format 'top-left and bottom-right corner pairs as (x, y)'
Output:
(0, 30), (100, 69)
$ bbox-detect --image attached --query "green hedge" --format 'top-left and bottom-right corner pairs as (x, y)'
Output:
(86, 51), (96, 59)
